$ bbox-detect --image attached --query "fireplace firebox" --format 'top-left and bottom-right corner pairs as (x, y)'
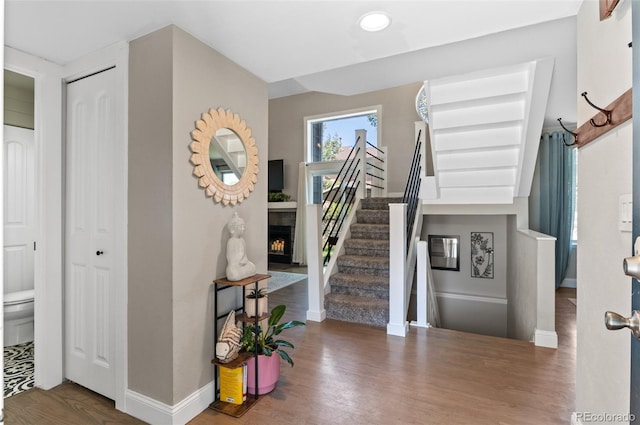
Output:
(268, 225), (292, 264)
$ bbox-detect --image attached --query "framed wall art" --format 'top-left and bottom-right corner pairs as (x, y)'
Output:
(471, 232), (494, 279)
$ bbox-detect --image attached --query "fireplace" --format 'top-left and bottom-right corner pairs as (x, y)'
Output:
(268, 225), (292, 264)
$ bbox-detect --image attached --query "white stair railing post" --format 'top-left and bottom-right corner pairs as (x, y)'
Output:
(387, 203), (409, 337)
(305, 203), (326, 322)
(355, 129), (367, 199)
(411, 241), (429, 328)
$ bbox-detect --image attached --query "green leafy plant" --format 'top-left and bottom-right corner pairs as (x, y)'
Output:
(246, 288), (268, 298)
(268, 192), (291, 202)
(240, 304), (305, 367)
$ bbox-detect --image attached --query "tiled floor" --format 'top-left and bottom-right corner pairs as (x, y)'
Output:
(4, 341), (35, 397)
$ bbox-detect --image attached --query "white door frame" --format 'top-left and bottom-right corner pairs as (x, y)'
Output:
(4, 42), (129, 410)
(5, 46), (64, 391)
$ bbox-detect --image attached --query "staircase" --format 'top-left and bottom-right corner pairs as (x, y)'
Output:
(420, 58), (554, 204)
(324, 197), (401, 327)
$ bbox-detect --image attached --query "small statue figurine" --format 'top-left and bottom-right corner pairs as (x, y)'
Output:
(216, 310), (242, 363)
(225, 212), (256, 281)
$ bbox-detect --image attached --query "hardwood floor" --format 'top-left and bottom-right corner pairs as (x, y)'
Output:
(3, 381), (145, 425)
(192, 283), (576, 425)
(4, 283), (577, 425)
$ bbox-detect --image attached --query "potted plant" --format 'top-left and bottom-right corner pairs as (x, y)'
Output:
(268, 192), (291, 202)
(245, 287), (268, 318)
(240, 304), (305, 395)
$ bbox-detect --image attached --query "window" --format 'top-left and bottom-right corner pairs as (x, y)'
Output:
(305, 107), (380, 204)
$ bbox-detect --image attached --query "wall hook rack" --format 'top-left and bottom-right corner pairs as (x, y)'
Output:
(557, 118), (578, 147)
(581, 92), (612, 127)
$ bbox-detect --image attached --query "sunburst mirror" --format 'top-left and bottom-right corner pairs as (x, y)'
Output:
(190, 108), (259, 206)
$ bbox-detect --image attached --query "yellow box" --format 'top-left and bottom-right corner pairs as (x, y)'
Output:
(219, 365), (244, 405)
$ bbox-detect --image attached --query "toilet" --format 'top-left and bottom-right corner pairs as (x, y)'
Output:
(4, 289), (35, 347)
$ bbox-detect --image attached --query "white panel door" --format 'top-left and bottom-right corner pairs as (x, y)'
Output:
(3, 126), (35, 295)
(65, 68), (116, 399)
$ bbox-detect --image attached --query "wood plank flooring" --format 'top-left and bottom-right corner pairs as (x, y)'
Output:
(4, 282), (576, 425)
(3, 380), (145, 425)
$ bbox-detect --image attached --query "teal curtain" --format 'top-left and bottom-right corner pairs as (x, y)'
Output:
(538, 131), (576, 288)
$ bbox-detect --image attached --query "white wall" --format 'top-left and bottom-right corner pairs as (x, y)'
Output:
(506, 221), (556, 346)
(506, 216), (535, 341)
(575, 0), (633, 421)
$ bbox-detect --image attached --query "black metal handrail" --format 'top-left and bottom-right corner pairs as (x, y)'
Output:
(366, 141), (385, 161)
(319, 136), (387, 264)
(365, 143), (386, 193)
(403, 130), (422, 251)
(322, 137), (360, 220)
(321, 140), (362, 265)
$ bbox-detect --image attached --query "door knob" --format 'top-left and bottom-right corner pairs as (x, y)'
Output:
(623, 255), (640, 280)
(605, 310), (640, 338)
(96, 250), (104, 256)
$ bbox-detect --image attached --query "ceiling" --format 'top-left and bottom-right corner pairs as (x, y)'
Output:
(5, 0), (581, 127)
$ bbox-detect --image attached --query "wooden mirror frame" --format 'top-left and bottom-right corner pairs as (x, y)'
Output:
(190, 107), (259, 206)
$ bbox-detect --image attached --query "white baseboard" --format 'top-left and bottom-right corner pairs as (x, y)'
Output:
(387, 321), (409, 337)
(306, 309), (326, 322)
(534, 328), (558, 349)
(126, 380), (214, 425)
(561, 278), (577, 288)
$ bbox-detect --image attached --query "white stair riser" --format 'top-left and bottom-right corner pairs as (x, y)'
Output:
(434, 125), (522, 151)
(430, 71), (528, 105)
(437, 187), (515, 204)
(438, 168), (517, 188)
(431, 100), (525, 130)
(437, 148), (519, 170)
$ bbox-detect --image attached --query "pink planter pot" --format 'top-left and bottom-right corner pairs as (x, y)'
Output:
(246, 354), (280, 395)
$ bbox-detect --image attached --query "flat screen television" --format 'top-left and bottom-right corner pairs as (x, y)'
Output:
(268, 159), (284, 193)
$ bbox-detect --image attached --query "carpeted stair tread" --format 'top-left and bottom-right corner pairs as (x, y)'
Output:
(350, 223), (389, 240)
(344, 238), (389, 257)
(360, 197), (403, 210)
(356, 209), (389, 224)
(338, 254), (389, 270)
(338, 255), (389, 277)
(325, 293), (389, 327)
(329, 272), (389, 292)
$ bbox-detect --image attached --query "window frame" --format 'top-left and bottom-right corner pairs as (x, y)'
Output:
(303, 105), (382, 163)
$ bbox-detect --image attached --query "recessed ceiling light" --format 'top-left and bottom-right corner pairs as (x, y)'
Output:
(359, 11), (391, 32)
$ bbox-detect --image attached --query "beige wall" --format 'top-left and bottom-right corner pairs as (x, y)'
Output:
(129, 26), (175, 403)
(171, 27), (268, 403)
(129, 25), (268, 404)
(269, 83), (422, 199)
(576, 0), (633, 420)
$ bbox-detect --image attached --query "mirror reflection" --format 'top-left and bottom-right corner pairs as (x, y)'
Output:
(209, 127), (247, 186)
(428, 235), (460, 271)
